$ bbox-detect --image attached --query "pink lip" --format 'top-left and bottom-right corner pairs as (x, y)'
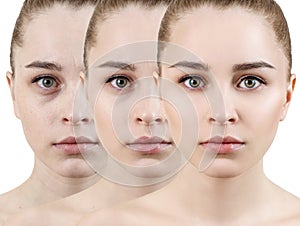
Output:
(126, 136), (172, 154)
(53, 136), (98, 155)
(200, 136), (245, 154)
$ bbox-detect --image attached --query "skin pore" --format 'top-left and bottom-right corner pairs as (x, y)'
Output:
(78, 5), (300, 226)
(0, 4), (100, 223)
(4, 4), (171, 226)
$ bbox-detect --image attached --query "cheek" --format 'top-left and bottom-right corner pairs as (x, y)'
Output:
(243, 92), (284, 125)
(241, 92), (285, 148)
(93, 92), (117, 142)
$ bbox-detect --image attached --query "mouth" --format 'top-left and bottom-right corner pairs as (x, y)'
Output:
(126, 136), (173, 154)
(200, 136), (245, 154)
(53, 136), (99, 155)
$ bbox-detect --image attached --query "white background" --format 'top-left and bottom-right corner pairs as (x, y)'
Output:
(0, 1), (299, 196)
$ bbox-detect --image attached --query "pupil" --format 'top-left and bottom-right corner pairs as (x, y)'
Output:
(43, 79), (53, 87)
(117, 78), (127, 87)
(246, 79), (255, 87)
(190, 79), (200, 87)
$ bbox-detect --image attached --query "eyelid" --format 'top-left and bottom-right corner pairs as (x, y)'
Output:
(31, 74), (61, 92)
(105, 74), (134, 91)
(178, 74), (207, 83)
(236, 75), (267, 90)
(237, 75), (267, 85)
(31, 74), (60, 84)
(105, 74), (133, 84)
(178, 74), (207, 90)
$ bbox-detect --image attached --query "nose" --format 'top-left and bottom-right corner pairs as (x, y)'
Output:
(62, 82), (91, 126)
(62, 112), (90, 125)
(208, 93), (238, 125)
(133, 97), (165, 126)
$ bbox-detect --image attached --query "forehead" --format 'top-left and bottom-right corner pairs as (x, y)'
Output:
(88, 5), (166, 66)
(167, 6), (285, 67)
(15, 5), (94, 69)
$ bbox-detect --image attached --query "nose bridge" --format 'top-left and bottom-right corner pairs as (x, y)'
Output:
(209, 84), (238, 124)
(62, 81), (90, 125)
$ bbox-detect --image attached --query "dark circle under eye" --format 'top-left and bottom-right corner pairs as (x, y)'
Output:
(41, 78), (55, 88)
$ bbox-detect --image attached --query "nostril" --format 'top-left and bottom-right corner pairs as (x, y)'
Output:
(228, 118), (235, 123)
(154, 118), (163, 123)
(136, 118), (143, 123)
(209, 117), (216, 123)
(81, 118), (89, 123)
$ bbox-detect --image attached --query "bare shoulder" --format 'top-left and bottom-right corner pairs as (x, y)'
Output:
(3, 208), (40, 226)
(77, 196), (173, 226)
(0, 188), (23, 223)
(272, 189), (300, 225)
(78, 204), (142, 226)
(4, 202), (81, 226)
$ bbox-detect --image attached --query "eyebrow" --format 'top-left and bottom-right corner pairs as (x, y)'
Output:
(97, 61), (136, 71)
(233, 61), (275, 72)
(168, 61), (209, 71)
(25, 61), (63, 71)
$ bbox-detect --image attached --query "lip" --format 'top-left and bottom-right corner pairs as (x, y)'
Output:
(53, 136), (99, 155)
(200, 136), (245, 154)
(126, 136), (172, 154)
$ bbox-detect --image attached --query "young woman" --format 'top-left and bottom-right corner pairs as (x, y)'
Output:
(4, 1), (175, 225)
(0, 0), (100, 222)
(78, 0), (300, 225)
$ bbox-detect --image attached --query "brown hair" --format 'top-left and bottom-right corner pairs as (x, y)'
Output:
(158, 0), (292, 73)
(84, 0), (172, 71)
(10, 0), (98, 75)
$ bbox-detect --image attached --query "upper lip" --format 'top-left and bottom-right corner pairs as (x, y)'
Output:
(200, 136), (244, 144)
(54, 136), (98, 145)
(127, 136), (172, 145)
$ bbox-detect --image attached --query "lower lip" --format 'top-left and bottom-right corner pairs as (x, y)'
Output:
(54, 143), (98, 155)
(126, 143), (171, 154)
(201, 143), (245, 154)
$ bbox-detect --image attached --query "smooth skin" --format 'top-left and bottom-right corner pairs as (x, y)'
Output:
(78, 6), (300, 226)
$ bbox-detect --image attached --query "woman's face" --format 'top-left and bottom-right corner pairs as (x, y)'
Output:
(161, 6), (295, 178)
(7, 5), (99, 178)
(86, 6), (177, 178)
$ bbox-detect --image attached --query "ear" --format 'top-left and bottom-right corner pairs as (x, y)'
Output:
(79, 71), (85, 85)
(280, 74), (296, 121)
(79, 71), (94, 115)
(6, 71), (20, 119)
(153, 71), (159, 86)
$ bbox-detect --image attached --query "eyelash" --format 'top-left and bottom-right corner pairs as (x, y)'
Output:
(237, 75), (267, 90)
(105, 74), (133, 90)
(31, 75), (60, 92)
(178, 75), (207, 90)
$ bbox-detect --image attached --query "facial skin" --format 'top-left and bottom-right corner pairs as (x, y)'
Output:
(7, 5), (99, 178)
(86, 6), (176, 177)
(161, 6), (295, 178)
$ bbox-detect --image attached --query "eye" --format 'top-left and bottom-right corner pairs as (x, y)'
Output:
(237, 76), (266, 90)
(32, 75), (60, 89)
(106, 75), (132, 90)
(179, 75), (206, 90)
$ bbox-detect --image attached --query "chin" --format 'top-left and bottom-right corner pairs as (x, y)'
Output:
(202, 158), (244, 179)
(59, 159), (97, 178)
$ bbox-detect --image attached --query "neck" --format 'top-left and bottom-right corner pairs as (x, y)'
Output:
(172, 161), (275, 223)
(25, 158), (100, 202)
